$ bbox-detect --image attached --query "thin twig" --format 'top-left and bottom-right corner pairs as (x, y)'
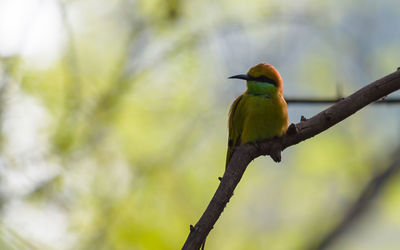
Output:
(307, 147), (400, 250)
(182, 69), (400, 250)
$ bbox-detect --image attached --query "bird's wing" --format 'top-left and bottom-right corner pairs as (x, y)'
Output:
(225, 94), (245, 168)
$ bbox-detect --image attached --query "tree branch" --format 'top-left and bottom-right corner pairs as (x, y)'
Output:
(182, 69), (400, 250)
(286, 97), (400, 105)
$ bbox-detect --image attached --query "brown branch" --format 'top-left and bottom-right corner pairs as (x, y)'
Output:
(286, 97), (400, 104)
(308, 147), (400, 250)
(182, 69), (400, 250)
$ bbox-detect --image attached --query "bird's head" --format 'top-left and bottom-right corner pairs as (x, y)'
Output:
(229, 63), (283, 94)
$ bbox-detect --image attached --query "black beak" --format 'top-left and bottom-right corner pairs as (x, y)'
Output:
(228, 74), (278, 86)
(228, 74), (252, 80)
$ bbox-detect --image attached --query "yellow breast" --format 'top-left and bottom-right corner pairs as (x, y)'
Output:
(240, 93), (288, 144)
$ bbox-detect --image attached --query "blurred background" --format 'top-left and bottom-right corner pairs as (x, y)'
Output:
(0, 0), (399, 249)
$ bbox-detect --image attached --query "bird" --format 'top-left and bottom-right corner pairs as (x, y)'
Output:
(226, 63), (289, 168)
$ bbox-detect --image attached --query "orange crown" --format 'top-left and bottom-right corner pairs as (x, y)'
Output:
(247, 63), (283, 92)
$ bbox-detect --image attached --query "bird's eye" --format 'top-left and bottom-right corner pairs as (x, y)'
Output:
(253, 76), (277, 86)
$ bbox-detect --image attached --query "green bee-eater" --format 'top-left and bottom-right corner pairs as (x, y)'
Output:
(226, 63), (289, 167)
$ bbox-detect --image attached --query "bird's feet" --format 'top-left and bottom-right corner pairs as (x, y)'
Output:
(249, 139), (282, 163)
(269, 149), (281, 163)
(269, 141), (282, 163)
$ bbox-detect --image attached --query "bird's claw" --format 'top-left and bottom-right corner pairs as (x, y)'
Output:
(270, 143), (282, 163)
(270, 150), (281, 162)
